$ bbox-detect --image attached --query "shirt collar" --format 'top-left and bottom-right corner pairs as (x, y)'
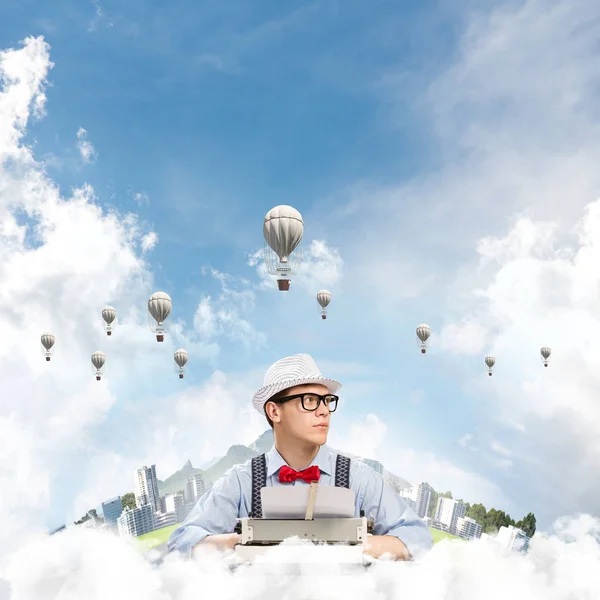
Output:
(265, 443), (333, 478)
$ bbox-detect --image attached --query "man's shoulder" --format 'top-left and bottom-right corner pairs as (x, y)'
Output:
(211, 457), (254, 487)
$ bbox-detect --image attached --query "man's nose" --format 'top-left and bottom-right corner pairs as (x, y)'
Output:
(316, 400), (330, 417)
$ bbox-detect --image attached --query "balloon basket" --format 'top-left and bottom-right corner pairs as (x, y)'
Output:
(421, 348), (426, 354)
(46, 356), (50, 362)
(488, 372), (492, 376)
(179, 373), (184, 379)
(544, 363), (548, 367)
(107, 331), (112, 336)
(277, 279), (290, 291)
(322, 315), (326, 320)
(96, 376), (101, 381)
(156, 334), (164, 342)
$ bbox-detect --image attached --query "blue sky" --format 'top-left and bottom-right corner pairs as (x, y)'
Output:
(2, 0), (600, 540)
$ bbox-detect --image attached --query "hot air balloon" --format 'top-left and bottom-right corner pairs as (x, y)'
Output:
(148, 292), (172, 342)
(540, 346), (551, 367)
(102, 306), (117, 336)
(485, 356), (495, 376)
(263, 205), (304, 291)
(41, 333), (55, 361)
(91, 351), (106, 381)
(416, 324), (431, 354)
(174, 349), (188, 379)
(317, 290), (331, 319)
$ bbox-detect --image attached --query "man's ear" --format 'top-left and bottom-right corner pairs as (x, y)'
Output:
(265, 401), (282, 423)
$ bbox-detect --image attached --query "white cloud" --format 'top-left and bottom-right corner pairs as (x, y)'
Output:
(140, 231), (157, 253)
(75, 127), (97, 163)
(335, 0), (600, 317)
(3, 515), (600, 600)
(490, 440), (511, 457)
(329, 413), (512, 512)
(0, 36), (192, 567)
(439, 201), (600, 524)
(458, 433), (473, 448)
(135, 368), (268, 474)
(248, 239), (343, 294)
(311, 0), (600, 528)
(129, 189), (149, 206)
(193, 268), (266, 351)
(329, 413), (387, 461)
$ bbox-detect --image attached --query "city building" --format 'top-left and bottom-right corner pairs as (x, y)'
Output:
(164, 493), (186, 523)
(48, 524), (66, 536)
(362, 458), (384, 475)
(436, 497), (467, 534)
(135, 465), (160, 514)
(101, 496), (123, 529)
(455, 516), (482, 540)
(496, 525), (531, 554)
(192, 473), (206, 499)
(400, 482), (432, 519)
(117, 504), (155, 538)
(184, 479), (196, 505)
(154, 511), (177, 530)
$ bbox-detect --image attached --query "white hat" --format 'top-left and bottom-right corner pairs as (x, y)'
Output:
(252, 353), (342, 414)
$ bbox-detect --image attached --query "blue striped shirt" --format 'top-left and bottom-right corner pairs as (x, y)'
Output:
(167, 444), (434, 559)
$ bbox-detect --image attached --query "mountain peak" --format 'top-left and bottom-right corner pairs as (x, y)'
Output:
(249, 429), (274, 453)
(183, 459), (193, 469)
(226, 444), (251, 456)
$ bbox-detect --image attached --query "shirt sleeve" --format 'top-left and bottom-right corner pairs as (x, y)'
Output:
(167, 466), (242, 558)
(353, 463), (434, 560)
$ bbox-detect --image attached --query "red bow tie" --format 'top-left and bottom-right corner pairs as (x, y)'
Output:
(279, 465), (321, 483)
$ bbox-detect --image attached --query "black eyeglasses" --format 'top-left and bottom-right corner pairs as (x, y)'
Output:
(273, 393), (338, 412)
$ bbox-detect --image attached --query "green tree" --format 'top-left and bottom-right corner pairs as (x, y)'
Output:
(121, 492), (136, 511)
(515, 512), (536, 538)
(466, 503), (487, 527)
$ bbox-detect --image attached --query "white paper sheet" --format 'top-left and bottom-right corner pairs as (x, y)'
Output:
(261, 485), (355, 519)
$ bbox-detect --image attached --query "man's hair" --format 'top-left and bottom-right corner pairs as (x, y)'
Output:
(263, 388), (291, 428)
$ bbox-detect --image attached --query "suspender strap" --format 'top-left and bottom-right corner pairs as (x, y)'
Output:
(335, 454), (351, 488)
(251, 454), (267, 518)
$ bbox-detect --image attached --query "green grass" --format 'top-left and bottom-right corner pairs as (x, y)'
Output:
(136, 523), (180, 551)
(429, 527), (464, 543)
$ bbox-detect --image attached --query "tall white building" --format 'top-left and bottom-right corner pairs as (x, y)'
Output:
(164, 493), (186, 523)
(496, 525), (531, 554)
(455, 516), (482, 540)
(192, 473), (206, 499)
(117, 504), (155, 538)
(184, 479), (196, 504)
(135, 465), (160, 513)
(436, 497), (467, 534)
(400, 482), (432, 518)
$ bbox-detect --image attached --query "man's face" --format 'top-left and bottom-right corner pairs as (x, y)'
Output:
(268, 383), (334, 445)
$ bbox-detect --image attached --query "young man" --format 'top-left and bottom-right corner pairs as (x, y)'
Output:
(167, 353), (434, 561)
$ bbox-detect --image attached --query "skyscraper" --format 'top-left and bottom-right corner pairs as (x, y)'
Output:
(436, 497), (467, 534)
(101, 496), (123, 529)
(400, 482), (432, 519)
(135, 465), (160, 513)
(192, 473), (206, 499)
(496, 525), (531, 554)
